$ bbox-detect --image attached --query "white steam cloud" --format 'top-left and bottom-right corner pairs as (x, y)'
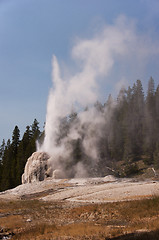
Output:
(39, 15), (159, 177)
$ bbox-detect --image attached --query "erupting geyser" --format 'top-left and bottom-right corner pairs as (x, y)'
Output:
(22, 16), (159, 183)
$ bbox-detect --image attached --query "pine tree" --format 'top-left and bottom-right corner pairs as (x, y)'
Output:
(153, 85), (159, 168)
(22, 126), (32, 158)
(144, 77), (156, 161)
(1, 140), (13, 190)
(131, 80), (144, 159)
(0, 139), (5, 163)
(16, 126), (32, 185)
(0, 139), (5, 189)
(31, 119), (40, 138)
(11, 126), (20, 187)
(30, 119), (41, 152)
(110, 87), (127, 161)
(12, 126), (20, 157)
(122, 86), (133, 162)
(155, 85), (159, 142)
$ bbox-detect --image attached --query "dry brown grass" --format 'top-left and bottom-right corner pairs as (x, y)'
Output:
(0, 196), (159, 239)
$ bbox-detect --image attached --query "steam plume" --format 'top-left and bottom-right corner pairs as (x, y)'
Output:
(39, 15), (159, 177)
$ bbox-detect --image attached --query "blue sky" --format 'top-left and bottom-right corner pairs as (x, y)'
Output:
(0, 0), (159, 143)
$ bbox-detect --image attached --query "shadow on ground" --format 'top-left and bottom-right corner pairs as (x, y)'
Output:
(106, 229), (159, 240)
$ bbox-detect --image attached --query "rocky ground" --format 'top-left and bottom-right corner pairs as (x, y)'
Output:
(1, 176), (159, 203)
(0, 176), (159, 239)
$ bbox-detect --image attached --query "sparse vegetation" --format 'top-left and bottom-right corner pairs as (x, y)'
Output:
(0, 197), (159, 239)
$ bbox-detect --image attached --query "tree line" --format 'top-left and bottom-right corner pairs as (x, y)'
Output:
(103, 77), (159, 176)
(53, 77), (159, 177)
(0, 77), (159, 191)
(0, 119), (42, 191)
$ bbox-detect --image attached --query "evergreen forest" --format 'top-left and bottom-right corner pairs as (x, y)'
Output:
(0, 77), (159, 191)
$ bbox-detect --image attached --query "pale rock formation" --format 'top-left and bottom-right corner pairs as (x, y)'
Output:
(22, 152), (67, 184)
(22, 152), (50, 184)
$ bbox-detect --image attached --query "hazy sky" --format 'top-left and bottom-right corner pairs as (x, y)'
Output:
(0, 0), (159, 143)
